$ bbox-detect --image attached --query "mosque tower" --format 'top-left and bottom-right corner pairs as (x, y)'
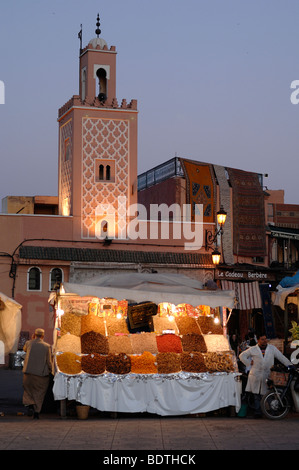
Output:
(58, 14), (138, 241)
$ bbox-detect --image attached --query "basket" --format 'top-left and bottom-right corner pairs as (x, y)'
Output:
(76, 405), (90, 420)
(270, 370), (289, 386)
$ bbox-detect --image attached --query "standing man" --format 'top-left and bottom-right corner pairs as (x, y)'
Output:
(22, 328), (53, 419)
(239, 333), (291, 418)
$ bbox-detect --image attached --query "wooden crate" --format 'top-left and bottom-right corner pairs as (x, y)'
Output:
(270, 370), (289, 386)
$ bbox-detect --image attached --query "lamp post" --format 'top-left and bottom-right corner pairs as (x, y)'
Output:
(205, 205), (227, 265)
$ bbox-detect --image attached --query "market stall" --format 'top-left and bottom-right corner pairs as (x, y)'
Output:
(0, 292), (22, 366)
(49, 273), (240, 417)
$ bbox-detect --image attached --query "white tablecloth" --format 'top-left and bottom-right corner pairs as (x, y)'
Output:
(53, 372), (241, 416)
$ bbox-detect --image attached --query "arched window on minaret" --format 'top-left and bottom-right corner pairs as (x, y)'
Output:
(106, 165), (111, 181)
(96, 67), (107, 102)
(99, 164), (104, 180)
(101, 221), (108, 237)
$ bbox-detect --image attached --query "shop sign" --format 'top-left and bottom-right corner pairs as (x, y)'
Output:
(215, 269), (274, 281)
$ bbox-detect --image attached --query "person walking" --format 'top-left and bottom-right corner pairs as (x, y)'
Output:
(22, 328), (53, 419)
(239, 333), (291, 418)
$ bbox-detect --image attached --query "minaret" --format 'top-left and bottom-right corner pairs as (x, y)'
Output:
(58, 15), (138, 241)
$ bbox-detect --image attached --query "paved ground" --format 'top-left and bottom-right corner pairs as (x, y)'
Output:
(1, 368), (299, 454)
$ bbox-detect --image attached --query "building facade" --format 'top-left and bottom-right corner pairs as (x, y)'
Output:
(1, 18), (299, 357)
(0, 20), (214, 352)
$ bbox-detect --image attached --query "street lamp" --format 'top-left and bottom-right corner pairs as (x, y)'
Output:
(205, 205), (227, 265)
(211, 249), (221, 265)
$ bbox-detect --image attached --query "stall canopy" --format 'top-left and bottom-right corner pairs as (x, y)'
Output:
(60, 273), (235, 309)
(220, 280), (262, 310)
(0, 292), (22, 355)
(272, 284), (299, 310)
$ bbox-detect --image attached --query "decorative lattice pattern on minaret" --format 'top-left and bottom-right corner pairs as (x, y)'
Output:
(81, 117), (129, 238)
(60, 119), (73, 215)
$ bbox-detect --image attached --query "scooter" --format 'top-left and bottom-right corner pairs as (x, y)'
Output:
(261, 344), (299, 420)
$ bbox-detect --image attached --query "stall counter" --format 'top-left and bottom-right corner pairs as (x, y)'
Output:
(53, 371), (241, 417)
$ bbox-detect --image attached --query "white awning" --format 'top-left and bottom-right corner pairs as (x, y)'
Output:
(59, 273), (235, 309)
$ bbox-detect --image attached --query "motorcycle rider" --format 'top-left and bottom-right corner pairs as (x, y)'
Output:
(239, 333), (291, 418)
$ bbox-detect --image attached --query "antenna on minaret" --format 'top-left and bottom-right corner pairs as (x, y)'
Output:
(95, 13), (101, 37)
(78, 24), (83, 53)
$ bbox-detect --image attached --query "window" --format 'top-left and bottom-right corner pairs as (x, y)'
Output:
(50, 268), (63, 291)
(106, 165), (111, 181)
(95, 159), (115, 183)
(99, 164), (104, 180)
(28, 267), (41, 291)
(96, 67), (107, 101)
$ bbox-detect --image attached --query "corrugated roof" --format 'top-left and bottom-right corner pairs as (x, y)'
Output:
(19, 246), (213, 265)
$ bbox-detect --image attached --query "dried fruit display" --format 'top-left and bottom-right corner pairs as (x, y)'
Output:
(81, 331), (109, 354)
(181, 352), (207, 373)
(175, 316), (200, 335)
(60, 312), (82, 337)
(108, 335), (133, 354)
(81, 313), (106, 335)
(56, 333), (81, 354)
(81, 353), (106, 375)
(130, 351), (158, 374)
(156, 352), (181, 374)
(106, 353), (131, 374)
(130, 332), (158, 354)
(181, 334), (207, 353)
(56, 352), (82, 374)
(156, 334), (182, 353)
(204, 352), (235, 372)
(197, 316), (223, 334)
(203, 334), (230, 352)
(153, 316), (179, 335)
(106, 317), (129, 335)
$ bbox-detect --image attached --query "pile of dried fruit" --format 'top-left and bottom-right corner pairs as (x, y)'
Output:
(175, 316), (200, 335)
(106, 353), (131, 374)
(56, 333), (81, 353)
(197, 316), (223, 334)
(81, 313), (106, 335)
(181, 334), (207, 353)
(108, 335), (133, 354)
(153, 316), (179, 335)
(203, 334), (230, 352)
(204, 352), (235, 372)
(130, 332), (158, 354)
(156, 352), (181, 374)
(56, 352), (82, 374)
(81, 353), (106, 374)
(106, 318), (129, 335)
(60, 312), (82, 336)
(156, 334), (182, 353)
(81, 331), (109, 354)
(181, 352), (207, 373)
(130, 351), (157, 374)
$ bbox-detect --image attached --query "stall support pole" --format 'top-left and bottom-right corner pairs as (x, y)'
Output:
(284, 301), (288, 354)
(222, 307), (227, 336)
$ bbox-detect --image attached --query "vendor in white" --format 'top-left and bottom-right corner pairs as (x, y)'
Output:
(239, 334), (291, 417)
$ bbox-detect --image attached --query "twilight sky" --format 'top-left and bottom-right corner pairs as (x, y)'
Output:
(0, 0), (299, 205)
